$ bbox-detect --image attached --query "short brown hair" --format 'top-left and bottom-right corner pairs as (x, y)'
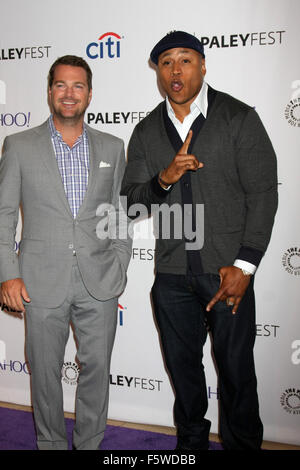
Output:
(48, 55), (92, 90)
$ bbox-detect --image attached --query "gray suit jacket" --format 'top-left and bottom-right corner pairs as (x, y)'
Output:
(121, 88), (278, 275)
(0, 120), (132, 307)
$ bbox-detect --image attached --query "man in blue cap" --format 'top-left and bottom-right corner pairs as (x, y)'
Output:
(121, 31), (277, 450)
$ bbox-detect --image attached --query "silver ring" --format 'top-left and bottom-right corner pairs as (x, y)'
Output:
(226, 299), (234, 306)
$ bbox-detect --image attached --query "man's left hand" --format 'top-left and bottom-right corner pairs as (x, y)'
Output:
(206, 266), (251, 315)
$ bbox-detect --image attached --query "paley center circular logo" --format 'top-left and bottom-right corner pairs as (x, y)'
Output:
(280, 388), (300, 415)
(285, 98), (300, 127)
(61, 362), (80, 386)
(285, 80), (300, 127)
(282, 247), (300, 276)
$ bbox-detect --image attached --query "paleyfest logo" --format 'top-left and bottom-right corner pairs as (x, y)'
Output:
(86, 32), (122, 60)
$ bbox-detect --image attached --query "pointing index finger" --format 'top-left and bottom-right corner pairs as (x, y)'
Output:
(180, 130), (193, 154)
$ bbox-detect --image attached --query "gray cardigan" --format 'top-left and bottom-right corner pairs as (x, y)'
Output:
(121, 87), (278, 275)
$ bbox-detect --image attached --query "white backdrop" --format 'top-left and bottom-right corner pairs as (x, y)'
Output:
(0, 0), (299, 445)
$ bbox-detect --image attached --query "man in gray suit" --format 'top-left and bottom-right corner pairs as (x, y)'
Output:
(121, 32), (278, 450)
(0, 55), (132, 450)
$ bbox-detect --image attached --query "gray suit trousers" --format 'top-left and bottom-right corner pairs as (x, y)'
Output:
(25, 257), (117, 450)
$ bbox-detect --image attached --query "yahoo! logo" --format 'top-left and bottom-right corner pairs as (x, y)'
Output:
(86, 32), (122, 59)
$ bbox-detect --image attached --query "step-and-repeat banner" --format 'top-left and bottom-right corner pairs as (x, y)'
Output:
(0, 0), (299, 445)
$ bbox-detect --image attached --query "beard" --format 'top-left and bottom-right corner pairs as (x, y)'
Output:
(50, 99), (89, 126)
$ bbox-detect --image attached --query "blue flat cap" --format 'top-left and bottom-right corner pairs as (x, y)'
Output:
(150, 30), (205, 65)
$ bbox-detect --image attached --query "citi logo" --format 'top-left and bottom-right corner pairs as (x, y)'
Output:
(86, 32), (122, 59)
(118, 303), (126, 326)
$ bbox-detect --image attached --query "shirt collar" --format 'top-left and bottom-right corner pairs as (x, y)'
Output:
(166, 81), (208, 121)
(48, 115), (87, 144)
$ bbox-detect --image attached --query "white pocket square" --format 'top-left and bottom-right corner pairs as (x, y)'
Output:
(99, 161), (111, 168)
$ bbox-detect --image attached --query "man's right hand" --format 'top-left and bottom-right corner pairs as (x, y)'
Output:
(159, 130), (204, 186)
(0, 278), (31, 313)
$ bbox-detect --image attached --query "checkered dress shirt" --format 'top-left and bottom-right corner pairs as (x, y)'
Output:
(48, 116), (90, 218)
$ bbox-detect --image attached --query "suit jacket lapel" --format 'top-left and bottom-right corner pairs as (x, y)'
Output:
(34, 121), (103, 219)
(34, 121), (74, 217)
(75, 125), (103, 217)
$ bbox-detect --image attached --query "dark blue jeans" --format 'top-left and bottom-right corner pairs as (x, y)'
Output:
(151, 272), (263, 450)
